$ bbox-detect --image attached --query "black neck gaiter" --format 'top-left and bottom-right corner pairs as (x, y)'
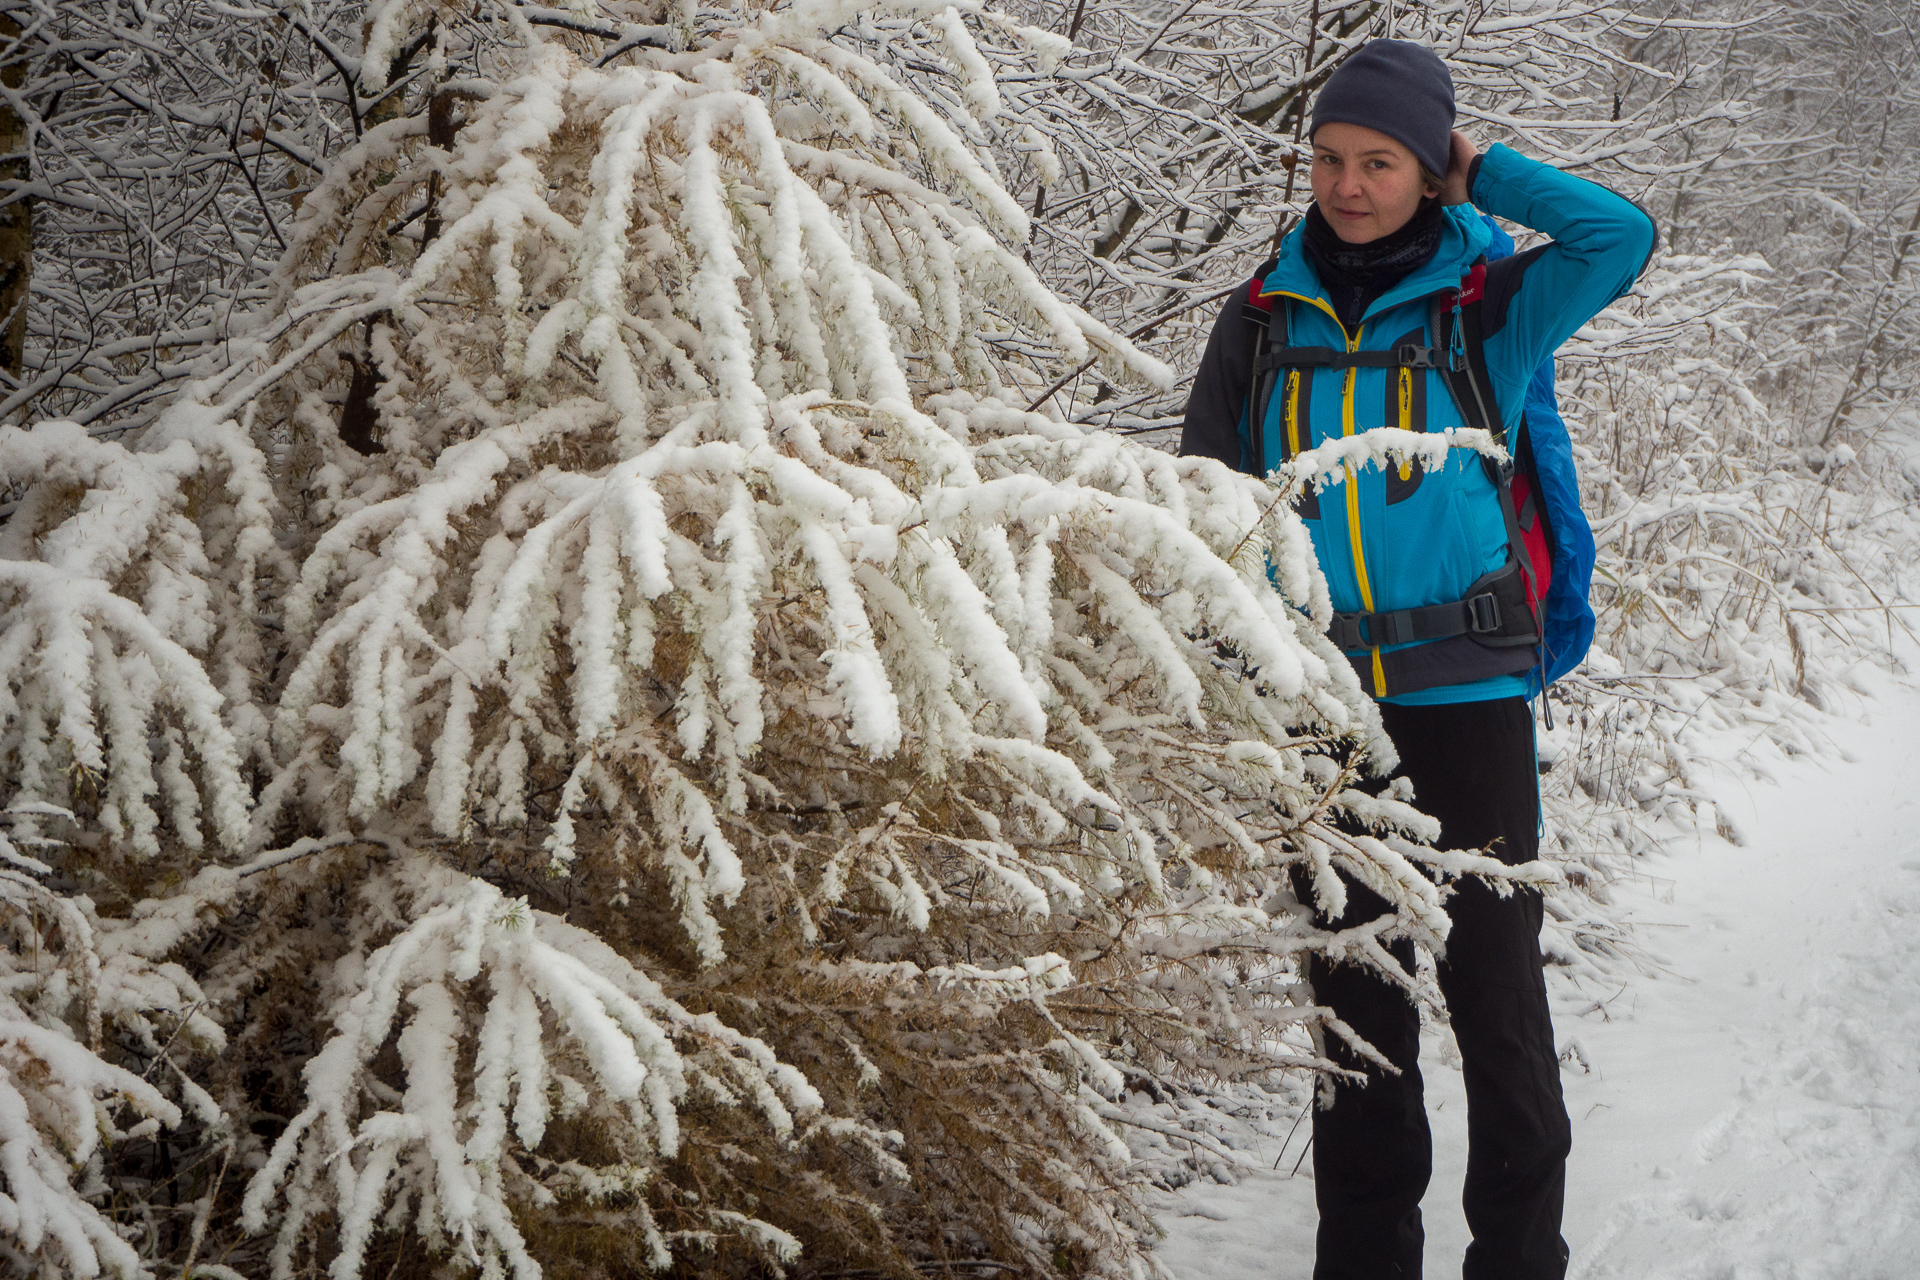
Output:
(1303, 199), (1445, 332)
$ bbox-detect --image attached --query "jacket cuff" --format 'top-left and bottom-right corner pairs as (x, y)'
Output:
(1467, 144), (1525, 213)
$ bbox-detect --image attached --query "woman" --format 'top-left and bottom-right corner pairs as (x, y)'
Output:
(1180, 40), (1656, 1280)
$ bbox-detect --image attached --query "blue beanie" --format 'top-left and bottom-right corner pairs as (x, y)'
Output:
(1310, 40), (1455, 179)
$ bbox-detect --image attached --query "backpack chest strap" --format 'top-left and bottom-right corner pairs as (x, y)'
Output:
(1258, 343), (1443, 373)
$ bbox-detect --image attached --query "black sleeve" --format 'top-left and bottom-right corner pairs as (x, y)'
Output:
(1481, 246), (1550, 339)
(1178, 285), (1260, 473)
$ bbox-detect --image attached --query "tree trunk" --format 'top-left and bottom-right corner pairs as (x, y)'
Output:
(0, 11), (29, 379)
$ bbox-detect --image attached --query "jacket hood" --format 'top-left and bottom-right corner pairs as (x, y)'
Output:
(1261, 204), (1494, 324)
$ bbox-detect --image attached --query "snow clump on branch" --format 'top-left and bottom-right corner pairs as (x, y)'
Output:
(0, 2), (1556, 1276)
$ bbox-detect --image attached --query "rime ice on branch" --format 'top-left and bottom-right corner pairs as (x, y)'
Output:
(0, 2), (1556, 1277)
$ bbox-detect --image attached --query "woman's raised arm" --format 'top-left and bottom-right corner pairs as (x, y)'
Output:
(1461, 141), (1658, 416)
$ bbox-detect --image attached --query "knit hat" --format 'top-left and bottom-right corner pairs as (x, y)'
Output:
(1310, 40), (1455, 180)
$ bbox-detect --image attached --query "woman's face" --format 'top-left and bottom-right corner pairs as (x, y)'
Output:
(1310, 122), (1440, 244)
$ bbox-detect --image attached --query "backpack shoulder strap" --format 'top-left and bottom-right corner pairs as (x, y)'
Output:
(1240, 258), (1283, 475)
(1438, 258), (1504, 447)
(1241, 258), (1280, 323)
(1433, 258), (1554, 698)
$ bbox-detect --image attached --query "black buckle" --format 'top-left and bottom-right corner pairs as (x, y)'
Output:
(1467, 593), (1502, 634)
(1395, 343), (1438, 369)
(1328, 613), (1366, 650)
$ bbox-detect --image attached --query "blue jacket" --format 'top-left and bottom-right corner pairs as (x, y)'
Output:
(1180, 145), (1653, 703)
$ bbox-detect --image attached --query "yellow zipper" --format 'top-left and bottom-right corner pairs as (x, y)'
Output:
(1284, 372), (1301, 458)
(1398, 368), (1413, 471)
(1269, 291), (1386, 696)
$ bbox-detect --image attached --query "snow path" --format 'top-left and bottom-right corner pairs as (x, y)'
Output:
(1155, 651), (1920, 1279)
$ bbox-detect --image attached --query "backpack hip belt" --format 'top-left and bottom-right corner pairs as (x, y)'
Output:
(1327, 558), (1538, 652)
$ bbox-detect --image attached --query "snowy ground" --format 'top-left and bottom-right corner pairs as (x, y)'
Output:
(1155, 645), (1920, 1279)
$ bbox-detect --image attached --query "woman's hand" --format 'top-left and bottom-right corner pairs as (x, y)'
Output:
(1440, 130), (1479, 206)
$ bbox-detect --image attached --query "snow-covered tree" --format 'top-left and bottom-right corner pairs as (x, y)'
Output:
(919, 0), (1754, 440)
(0, 1), (1564, 1275)
(0, 0), (339, 430)
(1521, 1), (1920, 914)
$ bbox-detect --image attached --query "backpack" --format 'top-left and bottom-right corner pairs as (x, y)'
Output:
(1239, 243), (1595, 709)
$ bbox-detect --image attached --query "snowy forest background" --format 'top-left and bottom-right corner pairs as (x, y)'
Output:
(0, 0), (1915, 1277)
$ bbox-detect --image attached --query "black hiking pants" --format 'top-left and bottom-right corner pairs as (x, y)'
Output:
(1304, 697), (1571, 1280)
